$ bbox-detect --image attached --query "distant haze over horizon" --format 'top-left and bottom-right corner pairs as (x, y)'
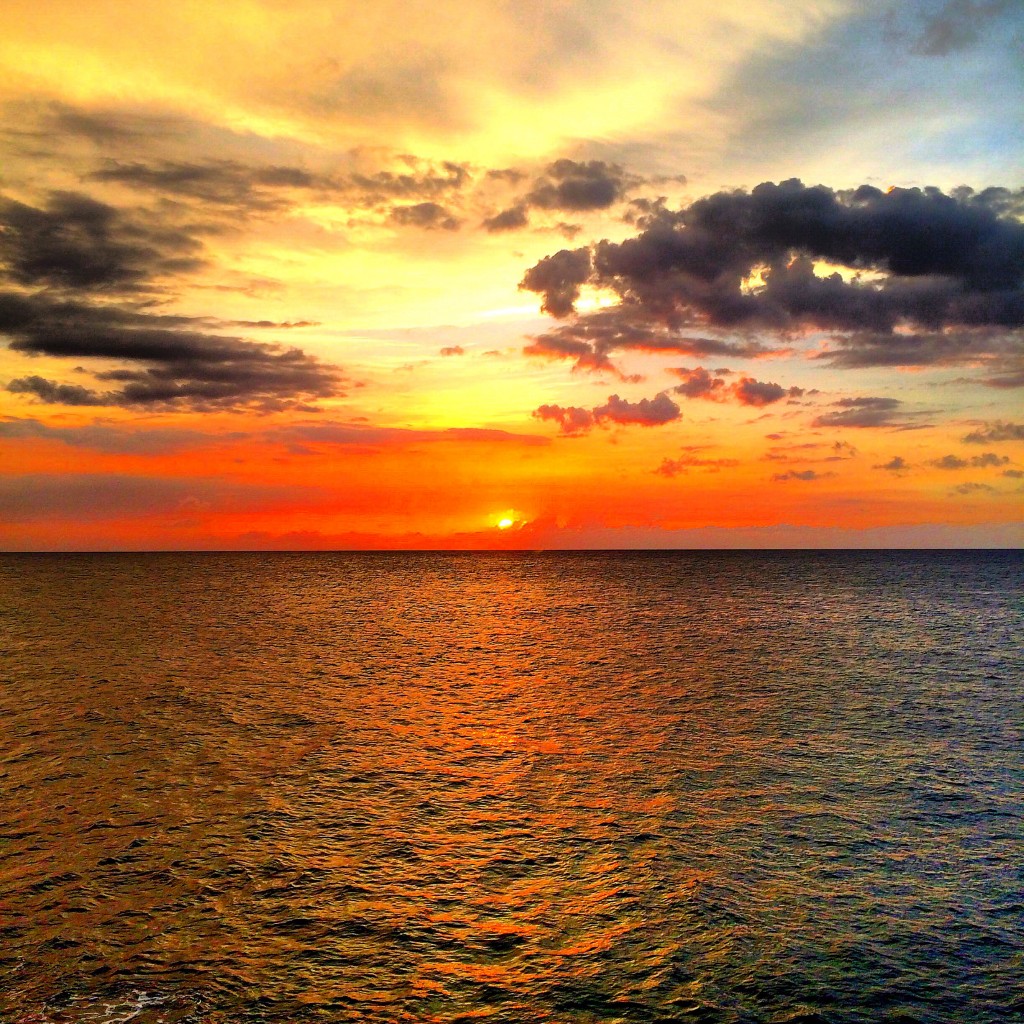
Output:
(1, 1), (1022, 549)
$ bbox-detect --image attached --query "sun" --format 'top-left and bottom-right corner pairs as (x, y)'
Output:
(493, 508), (522, 529)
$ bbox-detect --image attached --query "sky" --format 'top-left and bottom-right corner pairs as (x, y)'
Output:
(0, 0), (1022, 549)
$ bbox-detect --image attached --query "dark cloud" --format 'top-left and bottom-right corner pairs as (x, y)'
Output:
(7, 375), (107, 406)
(153, 152), (649, 237)
(952, 481), (996, 495)
(228, 319), (320, 329)
(533, 391), (680, 433)
(970, 451), (1009, 467)
(827, 440), (858, 460)
(815, 329), (1023, 370)
(905, 0), (1014, 56)
(520, 247), (592, 317)
(1, 290), (343, 411)
(1004, 468), (1024, 478)
(962, 420), (1024, 443)
(624, 196), (674, 229)
(49, 104), (161, 143)
(388, 202), (460, 231)
(812, 396), (905, 428)
(90, 154), (471, 209)
(0, 192), (343, 411)
(24, 118), (632, 243)
(732, 377), (786, 406)
(348, 160), (470, 200)
(874, 455), (910, 472)
(669, 366), (802, 406)
(669, 366), (725, 399)
(533, 403), (595, 436)
(76, 152), (479, 233)
(4, 328), (343, 411)
(523, 326), (619, 375)
(0, 100), (179, 151)
(87, 160), (328, 210)
(439, 345), (465, 356)
(932, 451), (1010, 469)
(526, 159), (632, 213)
(0, 289), (314, 337)
(772, 469), (833, 482)
(520, 179), (1024, 373)
(0, 191), (205, 291)
(486, 168), (527, 184)
(977, 361), (1024, 388)
(478, 160), (641, 236)
(593, 392), (681, 427)
(482, 206), (529, 233)
(733, 376), (803, 407)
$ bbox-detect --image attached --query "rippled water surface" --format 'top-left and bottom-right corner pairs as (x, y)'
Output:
(1, 551), (1022, 1023)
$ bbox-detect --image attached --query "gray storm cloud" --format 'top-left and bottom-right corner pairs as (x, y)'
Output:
(520, 179), (1024, 377)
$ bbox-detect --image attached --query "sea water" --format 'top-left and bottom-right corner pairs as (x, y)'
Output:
(1, 551), (1021, 1022)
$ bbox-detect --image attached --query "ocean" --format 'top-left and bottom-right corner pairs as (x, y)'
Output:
(0, 551), (1021, 1023)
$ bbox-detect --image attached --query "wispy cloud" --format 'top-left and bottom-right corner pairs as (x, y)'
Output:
(962, 420), (1024, 443)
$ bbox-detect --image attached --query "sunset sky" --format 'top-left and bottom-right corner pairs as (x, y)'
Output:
(1, 0), (1022, 549)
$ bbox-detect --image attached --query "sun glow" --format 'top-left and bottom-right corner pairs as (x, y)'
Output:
(493, 508), (522, 530)
(574, 288), (620, 313)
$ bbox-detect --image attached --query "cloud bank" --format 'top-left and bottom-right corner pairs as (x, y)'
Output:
(520, 179), (1024, 379)
(0, 192), (344, 411)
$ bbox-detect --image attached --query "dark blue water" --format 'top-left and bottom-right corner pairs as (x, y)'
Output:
(0, 551), (1021, 1023)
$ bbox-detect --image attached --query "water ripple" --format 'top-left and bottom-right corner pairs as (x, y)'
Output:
(0, 551), (1021, 1023)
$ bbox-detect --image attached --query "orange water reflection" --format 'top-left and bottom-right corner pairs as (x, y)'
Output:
(1, 551), (1021, 1022)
